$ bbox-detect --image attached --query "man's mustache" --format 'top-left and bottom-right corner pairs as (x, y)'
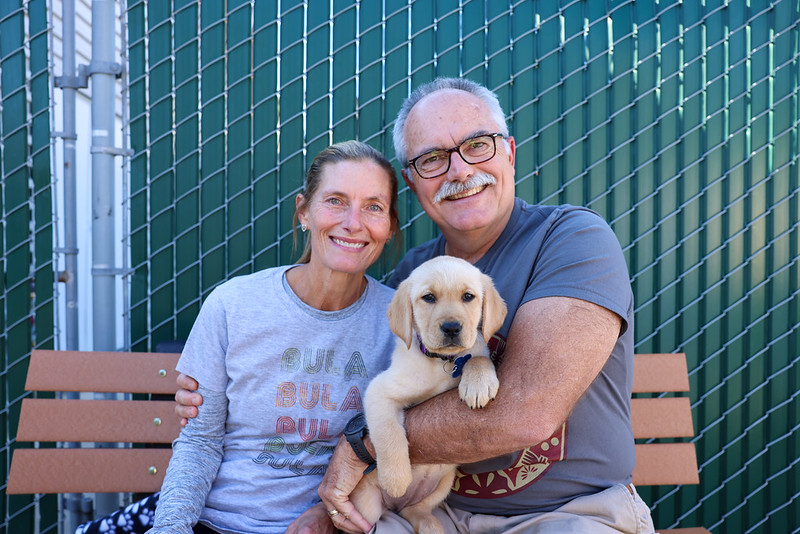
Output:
(433, 173), (497, 204)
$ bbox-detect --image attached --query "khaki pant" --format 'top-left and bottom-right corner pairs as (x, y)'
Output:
(373, 483), (655, 534)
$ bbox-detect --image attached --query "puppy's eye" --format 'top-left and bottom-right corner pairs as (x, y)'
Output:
(462, 292), (475, 302)
(421, 293), (436, 304)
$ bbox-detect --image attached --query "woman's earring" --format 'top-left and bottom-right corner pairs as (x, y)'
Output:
(301, 224), (308, 232)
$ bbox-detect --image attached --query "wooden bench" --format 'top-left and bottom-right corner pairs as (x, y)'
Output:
(7, 349), (181, 494)
(631, 353), (710, 534)
(7, 350), (708, 532)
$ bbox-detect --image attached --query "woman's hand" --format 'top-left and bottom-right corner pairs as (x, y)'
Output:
(285, 502), (338, 534)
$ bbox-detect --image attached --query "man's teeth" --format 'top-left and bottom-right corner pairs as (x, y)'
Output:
(332, 238), (365, 249)
(447, 185), (486, 200)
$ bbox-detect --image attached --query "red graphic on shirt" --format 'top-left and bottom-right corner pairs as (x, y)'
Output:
(487, 334), (506, 366)
(452, 331), (565, 498)
(452, 423), (567, 498)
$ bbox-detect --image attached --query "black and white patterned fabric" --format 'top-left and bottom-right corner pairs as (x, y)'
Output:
(74, 492), (159, 534)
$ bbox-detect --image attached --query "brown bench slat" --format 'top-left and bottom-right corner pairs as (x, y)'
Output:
(632, 353), (690, 393)
(7, 448), (171, 494)
(17, 398), (181, 443)
(631, 397), (695, 439)
(633, 443), (700, 486)
(25, 350), (180, 394)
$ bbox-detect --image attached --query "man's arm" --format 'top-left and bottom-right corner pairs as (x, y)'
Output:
(176, 299), (620, 452)
(318, 295), (621, 518)
(403, 295), (621, 464)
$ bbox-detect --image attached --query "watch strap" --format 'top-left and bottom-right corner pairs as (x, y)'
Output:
(349, 437), (377, 474)
(344, 413), (377, 474)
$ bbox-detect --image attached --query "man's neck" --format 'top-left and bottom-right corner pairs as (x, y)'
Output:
(442, 203), (513, 264)
(444, 238), (492, 264)
(443, 225), (505, 264)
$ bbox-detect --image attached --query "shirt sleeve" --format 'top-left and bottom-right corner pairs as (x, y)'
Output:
(148, 385), (228, 534)
(525, 209), (632, 332)
(176, 287), (229, 391)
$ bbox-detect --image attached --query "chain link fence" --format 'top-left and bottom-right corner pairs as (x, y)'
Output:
(0, 0), (58, 532)
(2, 0), (798, 532)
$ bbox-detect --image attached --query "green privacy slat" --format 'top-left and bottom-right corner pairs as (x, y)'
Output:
(228, 54), (252, 120)
(228, 1), (251, 50)
(150, 170), (175, 217)
(227, 191), (251, 234)
(201, 41), (225, 97)
(176, 257), (199, 306)
(227, 229), (252, 275)
(5, 219), (30, 289)
(176, 228), (200, 274)
(306, 0), (329, 28)
(175, 114), (199, 164)
(227, 107), (251, 163)
(433, 10), (459, 70)
(0, 14), (23, 59)
(175, 189), (199, 237)
(332, 82), (357, 140)
(32, 178), (52, 230)
(331, 5), (356, 137)
(201, 119), (225, 178)
(227, 138), (252, 196)
(3, 151), (29, 207)
(202, 248), (225, 292)
(150, 116), (174, 178)
(200, 169), (225, 216)
(461, 5), (484, 75)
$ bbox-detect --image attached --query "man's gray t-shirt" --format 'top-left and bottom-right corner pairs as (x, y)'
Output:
(388, 198), (636, 515)
(153, 266), (395, 534)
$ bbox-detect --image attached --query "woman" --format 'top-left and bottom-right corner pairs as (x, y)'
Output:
(147, 140), (400, 534)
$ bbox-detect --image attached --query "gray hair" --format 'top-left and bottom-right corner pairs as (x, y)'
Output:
(392, 77), (510, 165)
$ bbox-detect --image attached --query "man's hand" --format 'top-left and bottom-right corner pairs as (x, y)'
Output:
(285, 502), (337, 534)
(174, 373), (201, 427)
(318, 437), (373, 534)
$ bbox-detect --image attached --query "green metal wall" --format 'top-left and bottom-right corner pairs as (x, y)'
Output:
(0, 0), (56, 532)
(125, 1), (798, 532)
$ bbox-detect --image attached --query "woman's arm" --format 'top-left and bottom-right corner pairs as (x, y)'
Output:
(149, 385), (227, 534)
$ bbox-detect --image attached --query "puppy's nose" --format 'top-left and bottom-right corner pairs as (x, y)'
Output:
(441, 321), (462, 338)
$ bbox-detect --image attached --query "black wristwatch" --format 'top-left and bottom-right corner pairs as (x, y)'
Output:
(344, 412), (377, 474)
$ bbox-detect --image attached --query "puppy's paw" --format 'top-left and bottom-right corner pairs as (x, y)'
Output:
(379, 462), (413, 498)
(459, 372), (500, 409)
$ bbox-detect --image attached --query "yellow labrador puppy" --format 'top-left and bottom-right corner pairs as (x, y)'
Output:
(351, 256), (507, 534)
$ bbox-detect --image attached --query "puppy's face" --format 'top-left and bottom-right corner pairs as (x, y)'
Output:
(388, 256), (507, 355)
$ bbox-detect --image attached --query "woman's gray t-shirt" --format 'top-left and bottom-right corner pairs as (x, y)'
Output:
(151, 266), (395, 534)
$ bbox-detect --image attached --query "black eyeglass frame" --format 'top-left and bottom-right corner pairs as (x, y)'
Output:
(406, 133), (505, 179)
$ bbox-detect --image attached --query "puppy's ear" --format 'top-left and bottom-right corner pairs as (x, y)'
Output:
(481, 274), (508, 343)
(387, 280), (415, 348)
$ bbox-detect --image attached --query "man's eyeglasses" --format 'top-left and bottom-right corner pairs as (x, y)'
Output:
(406, 133), (504, 179)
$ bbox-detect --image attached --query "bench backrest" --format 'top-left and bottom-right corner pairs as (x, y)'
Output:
(7, 350), (700, 494)
(631, 353), (700, 486)
(7, 350), (181, 494)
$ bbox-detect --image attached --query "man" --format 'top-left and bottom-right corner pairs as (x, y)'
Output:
(177, 78), (654, 533)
